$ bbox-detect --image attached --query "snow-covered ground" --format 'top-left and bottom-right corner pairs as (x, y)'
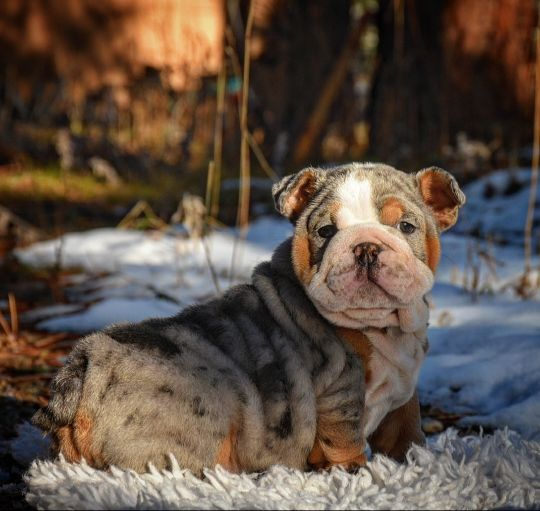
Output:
(15, 168), (540, 441)
(453, 167), (540, 245)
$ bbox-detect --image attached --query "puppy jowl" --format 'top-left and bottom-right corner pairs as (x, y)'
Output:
(34, 162), (465, 474)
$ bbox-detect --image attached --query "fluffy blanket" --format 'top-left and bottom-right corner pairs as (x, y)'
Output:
(15, 425), (539, 510)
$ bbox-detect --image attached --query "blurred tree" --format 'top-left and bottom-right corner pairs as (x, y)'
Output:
(0, 0), (225, 170)
(369, 0), (537, 177)
(230, 0), (353, 174)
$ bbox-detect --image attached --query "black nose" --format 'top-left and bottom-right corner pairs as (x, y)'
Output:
(353, 242), (381, 267)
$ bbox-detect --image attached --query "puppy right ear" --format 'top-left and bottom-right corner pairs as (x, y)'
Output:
(415, 166), (466, 231)
(272, 167), (320, 222)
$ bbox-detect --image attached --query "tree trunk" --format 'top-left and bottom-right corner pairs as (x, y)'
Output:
(369, 0), (536, 178)
(233, 0), (352, 174)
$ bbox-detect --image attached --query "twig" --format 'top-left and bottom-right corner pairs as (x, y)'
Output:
(0, 308), (11, 338)
(230, 0), (255, 283)
(238, 0), (255, 230)
(8, 293), (18, 341)
(117, 200), (169, 230)
(205, 160), (216, 221)
(225, 29), (278, 181)
(144, 283), (185, 306)
(33, 332), (71, 349)
(201, 237), (221, 294)
(247, 131), (279, 181)
(225, 28), (243, 87)
(212, 63), (227, 220)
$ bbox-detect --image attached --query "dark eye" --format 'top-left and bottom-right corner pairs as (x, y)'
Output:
(317, 224), (338, 238)
(398, 221), (416, 234)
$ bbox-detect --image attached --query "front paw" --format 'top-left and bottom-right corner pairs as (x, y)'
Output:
(309, 451), (367, 472)
(335, 453), (367, 473)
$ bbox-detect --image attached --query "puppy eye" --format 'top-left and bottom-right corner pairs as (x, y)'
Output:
(398, 221), (416, 234)
(317, 224), (338, 238)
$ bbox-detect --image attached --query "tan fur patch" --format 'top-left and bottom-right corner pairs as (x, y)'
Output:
(367, 391), (424, 462)
(292, 234), (315, 284)
(56, 425), (81, 463)
(308, 422), (367, 470)
(308, 420), (367, 470)
(337, 328), (372, 384)
(327, 200), (340, 224)
(307, 438), (326, 466)
(284, 172), (317, 220)
(73, 409), (103, 466)
(417, 171), (459, 230)
(425, 235), (441, 272)
(215, 424), (240, 472)
(380, 197), (404, 226)
(55, 410), (104, 467)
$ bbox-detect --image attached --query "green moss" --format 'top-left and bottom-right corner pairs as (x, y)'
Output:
(0, 164), (202, 205)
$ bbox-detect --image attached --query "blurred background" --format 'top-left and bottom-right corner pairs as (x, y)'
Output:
(0, 0), (536, 236)
(0, 1), (539, 507)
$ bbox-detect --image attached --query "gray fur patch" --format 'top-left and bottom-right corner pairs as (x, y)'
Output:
(33, 241), (364, 473)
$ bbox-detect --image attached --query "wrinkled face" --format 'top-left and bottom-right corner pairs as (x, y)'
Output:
(273, 163), (466, 327)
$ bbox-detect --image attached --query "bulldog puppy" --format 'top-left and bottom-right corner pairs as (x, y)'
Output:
(33, 162), (465, 475)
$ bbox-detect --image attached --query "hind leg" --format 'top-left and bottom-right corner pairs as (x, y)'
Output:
(52, 408), (106, 468)
(34, 329), (247, 473)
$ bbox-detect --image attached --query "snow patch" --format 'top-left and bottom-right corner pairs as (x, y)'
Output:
(37, 297), (180, 332)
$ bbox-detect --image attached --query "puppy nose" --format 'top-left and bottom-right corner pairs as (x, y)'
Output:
(353, 242), (381, 267)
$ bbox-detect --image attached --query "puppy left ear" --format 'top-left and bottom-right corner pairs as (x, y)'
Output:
(415, 167), (466, 231)
(272, 167), (321, 222)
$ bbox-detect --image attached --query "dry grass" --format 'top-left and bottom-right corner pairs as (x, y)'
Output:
(0, 294), (77, 408)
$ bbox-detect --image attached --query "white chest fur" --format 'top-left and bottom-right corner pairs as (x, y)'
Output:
(362, 327), (427, 437)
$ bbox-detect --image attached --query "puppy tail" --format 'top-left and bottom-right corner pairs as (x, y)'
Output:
(32, 344), (89, 433)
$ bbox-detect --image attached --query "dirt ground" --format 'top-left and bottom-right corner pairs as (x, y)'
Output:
(0, 254), (80, 510)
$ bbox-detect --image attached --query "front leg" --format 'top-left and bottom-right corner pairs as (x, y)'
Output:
(308, 415), (367, 471)
(368, 390), (425, 462)
(308, 353), (367, 471)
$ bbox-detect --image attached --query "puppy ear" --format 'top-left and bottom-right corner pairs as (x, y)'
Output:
(272, 167), (320, 221)
(416, 167), (466, 231)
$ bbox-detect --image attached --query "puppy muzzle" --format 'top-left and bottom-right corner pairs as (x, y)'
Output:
(305, 224), (434, 328)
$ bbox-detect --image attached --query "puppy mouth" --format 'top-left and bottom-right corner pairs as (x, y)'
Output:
(355, 265), (380, 284)
(330, 265), (383, 288)
(326, 263), (398, 302)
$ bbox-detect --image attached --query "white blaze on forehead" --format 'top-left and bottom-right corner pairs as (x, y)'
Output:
(335, 176), (380, 228)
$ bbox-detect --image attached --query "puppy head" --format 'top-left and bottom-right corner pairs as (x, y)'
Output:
(272, 163), (466, 327)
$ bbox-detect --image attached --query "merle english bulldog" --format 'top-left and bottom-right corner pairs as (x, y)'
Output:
(33, 162), (465, 475)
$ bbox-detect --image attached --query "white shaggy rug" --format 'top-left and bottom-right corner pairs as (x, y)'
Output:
(17, 426), (540, 510)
